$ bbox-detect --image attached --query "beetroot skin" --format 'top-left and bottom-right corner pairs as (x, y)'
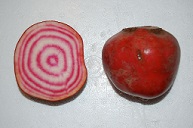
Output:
(102, 26), (180, 100)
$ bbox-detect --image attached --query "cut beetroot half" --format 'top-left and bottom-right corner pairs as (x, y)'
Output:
(14, 21), (87, 101)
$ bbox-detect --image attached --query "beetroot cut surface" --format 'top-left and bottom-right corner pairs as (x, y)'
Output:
(14, 21), (87, 101)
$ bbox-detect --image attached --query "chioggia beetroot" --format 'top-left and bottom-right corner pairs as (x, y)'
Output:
(14, 21), (87, 101)
(102, 26), (180, 100)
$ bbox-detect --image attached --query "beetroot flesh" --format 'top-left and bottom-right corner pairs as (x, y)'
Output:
(14, 21), (87, 101)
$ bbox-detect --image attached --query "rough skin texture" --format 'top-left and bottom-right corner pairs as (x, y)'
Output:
(102, 26), (180, 99)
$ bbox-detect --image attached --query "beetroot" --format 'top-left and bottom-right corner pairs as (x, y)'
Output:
(102, 26), (180, 100)
(14, 21), (87, 101)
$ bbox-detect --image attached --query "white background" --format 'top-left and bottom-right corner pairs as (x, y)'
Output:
(0, 0), (193, 128)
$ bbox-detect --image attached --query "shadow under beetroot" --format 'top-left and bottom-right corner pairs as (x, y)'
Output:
(18, 80), (87, 106)
(108, 78), (172, 105)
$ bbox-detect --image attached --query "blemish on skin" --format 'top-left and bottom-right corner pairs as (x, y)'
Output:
(122, 27), (137, 33)
(125, 77), (137, 86)
(149, 28), (163, 34)
(137, 49), (142, 60)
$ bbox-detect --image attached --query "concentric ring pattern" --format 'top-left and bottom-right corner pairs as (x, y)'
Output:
(14, 21), (87, 101)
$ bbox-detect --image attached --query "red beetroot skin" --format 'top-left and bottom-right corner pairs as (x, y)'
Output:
(14, 21), (87, 101)
(102, 26), (180, 100)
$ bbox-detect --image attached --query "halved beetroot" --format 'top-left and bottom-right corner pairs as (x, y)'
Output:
(14, 20), (87, 101)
